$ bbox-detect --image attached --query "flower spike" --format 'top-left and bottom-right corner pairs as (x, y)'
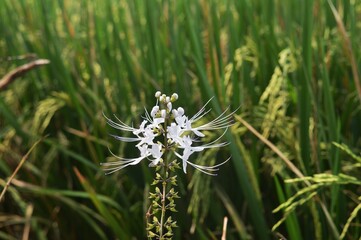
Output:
(102, 92), (235, 239)
(102, 92), (234, 175)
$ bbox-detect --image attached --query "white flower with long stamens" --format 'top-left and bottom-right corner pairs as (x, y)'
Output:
(102, 92), (235, 175)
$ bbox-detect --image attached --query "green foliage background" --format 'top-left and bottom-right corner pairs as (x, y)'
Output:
(0, 0), (361, 239)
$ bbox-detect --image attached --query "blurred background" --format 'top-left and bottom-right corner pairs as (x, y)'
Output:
(0, 0), (361, 239)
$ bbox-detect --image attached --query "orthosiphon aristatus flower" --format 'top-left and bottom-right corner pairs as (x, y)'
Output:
(101, 91), (234, 175)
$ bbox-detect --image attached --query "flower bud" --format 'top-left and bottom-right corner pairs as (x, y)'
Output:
(159, 94), (167, 102)
(172, 109), (178, 117)
(167, 102), (172, 111)
(177, 107), (184, 116)
(171, 93), (178, 102)
(165, 96), (170, 103)
(161, 109), (166, 118)
(155, 91), (161, 98)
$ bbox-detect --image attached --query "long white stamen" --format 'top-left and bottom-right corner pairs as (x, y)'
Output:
(110, 134), (141, 142)
(190, 97), (214, 121)
(103, 112), (135, 132)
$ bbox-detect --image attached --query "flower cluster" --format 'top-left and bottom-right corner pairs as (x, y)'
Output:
(102, 91), (233, 175)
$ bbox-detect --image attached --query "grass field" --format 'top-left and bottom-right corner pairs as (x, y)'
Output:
(0, 0), (361, 239)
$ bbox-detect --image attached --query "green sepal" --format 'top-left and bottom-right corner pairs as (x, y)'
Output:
(151, 179), (159, 185)
(147, 231), (157, 238)
(152, 216), (159, 224)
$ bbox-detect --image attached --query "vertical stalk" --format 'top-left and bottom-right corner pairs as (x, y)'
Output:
(300, 0), (313, 174)
(159, 180), (166, 238)
(159, 118), (168, 239)
(147, 98), (179, 239)
(158, 120), (167, 239)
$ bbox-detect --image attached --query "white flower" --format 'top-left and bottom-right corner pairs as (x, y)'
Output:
(150, 106), (159, 117)
(102, 92), (234, 175)
(172, 127), (230, 175)
(101, 112), (165, 174)
(148, 143), (163, 166)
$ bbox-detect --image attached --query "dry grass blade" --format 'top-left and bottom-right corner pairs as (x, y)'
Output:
(0, 136), (46, 202)
(234, 115), (305, 179)
(22, 204), (34, 240)
(221, 216), (228, 240)
(64, 127), (108, 146)
(0, 59), (50, 91)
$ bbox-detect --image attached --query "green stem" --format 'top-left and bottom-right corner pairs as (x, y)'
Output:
(159, 108), (170, 239)
(159, 177), (167, 239)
